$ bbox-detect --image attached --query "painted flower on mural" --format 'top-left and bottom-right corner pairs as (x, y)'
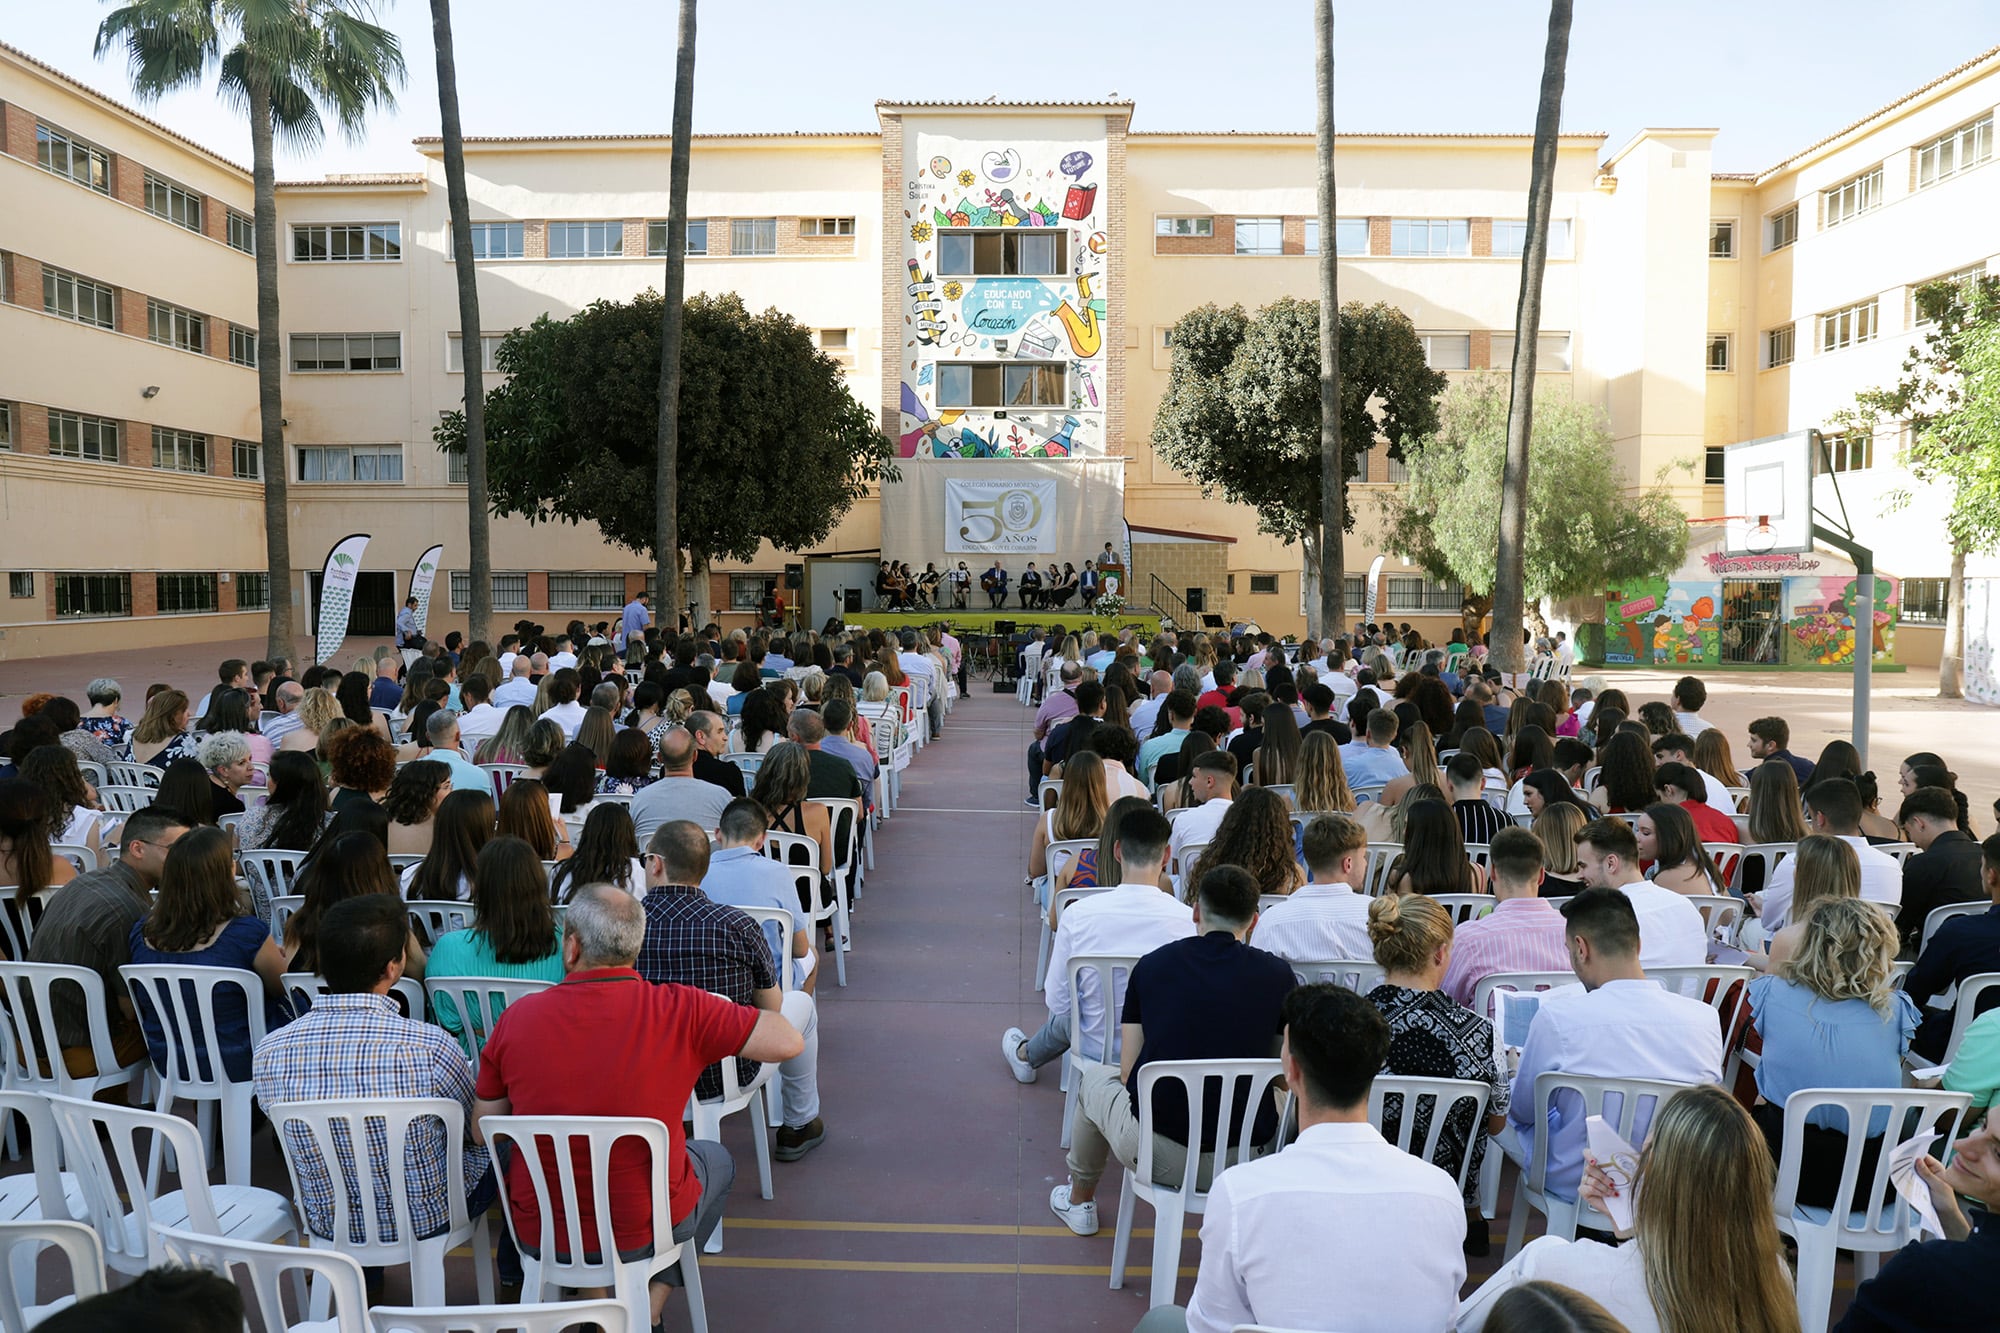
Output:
(957, 169), (975, 188)
(910, 221), (933, 242)
(942, 280), (964, 301)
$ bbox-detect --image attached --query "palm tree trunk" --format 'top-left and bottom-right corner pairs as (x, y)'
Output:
(1940, 542), (1966, 698)
(654, 0), (698, 631)
(430, 0), (491, 647)
(248, 80), (295, 662)
(1313, 0), (1344, 642)
(1491, 0), (1573, 674)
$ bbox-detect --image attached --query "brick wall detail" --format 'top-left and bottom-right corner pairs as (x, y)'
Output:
(1126, 541), (1229, 621)
(1470, 217), (1492, 258)
(110, 154), (145, 211)
(1368, 217), (1390, 256)
(778, 220), (857, 256)
(1469, 330), (1492, 371)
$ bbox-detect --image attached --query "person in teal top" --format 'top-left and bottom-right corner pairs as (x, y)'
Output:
(1943, 1009), (2000, 1117)
(425, 836), (564, 1042)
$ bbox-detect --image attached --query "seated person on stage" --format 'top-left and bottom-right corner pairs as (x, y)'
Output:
(916, 563), (942, 610)
(983, 562), (1008, 609)
(948, 561), (971, 608)
(1047, 563), (1079, 609)
(1018, 562), (1045, 609)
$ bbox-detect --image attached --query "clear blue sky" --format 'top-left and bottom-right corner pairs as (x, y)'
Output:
(13, 2), (2000, 175)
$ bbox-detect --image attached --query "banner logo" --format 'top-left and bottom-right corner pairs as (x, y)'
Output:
(946, 479), (1057, 553)
(410, 544), (445, 638)
(314, 533), (372, 666)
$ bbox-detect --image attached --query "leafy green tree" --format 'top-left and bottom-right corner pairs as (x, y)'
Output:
(98, 0), (404, 662)
(1152, 298), (1446, 617)
(1381, 377), (1688, 640)
(435, 292), (895, 594)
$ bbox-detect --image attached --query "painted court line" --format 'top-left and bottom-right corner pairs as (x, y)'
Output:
(701, 1257), (1198, 1278)
(726, 1218), (1193, 1239)
(891, 806), (1038, 814)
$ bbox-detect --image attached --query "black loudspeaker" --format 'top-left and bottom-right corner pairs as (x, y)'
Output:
(784, 564), (804, 590)
(994, 620), (1017, 635)
(1185, 589), (1207, 613)
(842, 588), (861, 613)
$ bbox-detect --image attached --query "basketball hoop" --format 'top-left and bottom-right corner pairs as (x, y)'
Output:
(1744, 516), (1775, 554)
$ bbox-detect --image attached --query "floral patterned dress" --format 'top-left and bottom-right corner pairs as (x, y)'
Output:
(1367, 983), (1510, 1206)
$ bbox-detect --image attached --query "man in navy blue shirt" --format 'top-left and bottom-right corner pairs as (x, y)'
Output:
(1904, 833), (2000, 1062)
(1048, 865), (1295, 1237)
(1746, 716), (1816, 786)
(1836, 1119), (2000, 1332)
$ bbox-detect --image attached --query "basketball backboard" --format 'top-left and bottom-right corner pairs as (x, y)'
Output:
(1722, 430), (1813, 555)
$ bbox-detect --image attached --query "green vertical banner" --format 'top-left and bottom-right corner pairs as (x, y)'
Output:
(315, 532), (372, 666)
(410, 543), (445, 639)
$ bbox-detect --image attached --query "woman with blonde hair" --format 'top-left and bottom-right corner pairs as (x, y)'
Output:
(1748, 895), (1917, 1208)
(1293, 731), (1354, 815)
(1380, 720), (1442, 805)
(1459, 1084), (1799, 1333)
(280, 688), (342, 755)
(1750, 834), (1858, 974)
(1190, 786), (1305, 898)
(473, 705), (536, 766)
(1534, 802), (1589, 896)
(132, 688), (200, 766)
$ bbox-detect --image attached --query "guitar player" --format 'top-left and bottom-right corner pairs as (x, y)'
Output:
(982, 561), (1009, 609)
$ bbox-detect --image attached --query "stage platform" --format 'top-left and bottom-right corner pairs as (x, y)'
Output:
(843, 608), (1161, 637)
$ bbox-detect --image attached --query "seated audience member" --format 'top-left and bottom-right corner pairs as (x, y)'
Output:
(1748, 896), (1917, 1208)
(1086, 725), (1149, 806)
(629, 725), (734, 845)
(1635, 802), (1729, 896)
(382, 759), (450, 857)
(1166, 752), (1237, 875)
(786, 708), (861, 802)
(635, 821), (826, 1162)
(819, 699), (879, 795)
(1651, 761), (1739, 846)
(422, 709), (498, 795)
(1836, 1119), (2000, 1332)
(1533, 803), (1591, 898)
(426, 838), (567, 1036)
(1746, 715), (1816, 786)
(0, 778), (79, 913)
(199, 689), (271, 769)
(1251, 813), (1373, 963)
(325, 727), (396, 814)
(1297, 681), (1352, 745)
(285, 831), (426, 979)
(451, 675), (502, 746)
(1755, 777), (1904, 930)
(236, 751), (330, 853)
(700, 798), (815, 993)
(1446, 752), (1508, 847)
(1462, 1084), (1797, 1333)
(1388, 799), (1490, 896)
(1049, 866), (1296, 1236)
(548, 804), (646, 902)
(685, 711), (747, 799)
(18, 745), (115, 850)
(1188, 786), (1305, 899)
(1141, 983), (1465, 1333)
(1005, 807), (1190, 1084)
(1029, 753), (1109, 891)
(1442, 827), (1572, 1006)
(78, 678), (136, 759)
(1507, 889), (1724, 1202)
(1905, 833), (2000, 1064)
(1752, 834), (1860, 975)
(1894, 787), (1987, 951)
(152, 757), (216, 829)
(1572, 817), (1707, 967)
(1650, 733), (1736, 817)
(1057, 795), (1162, 894)
(403, 789), (496, 902)
(1339, 709), (1410, 792)
(596, 728), (656, 797)
(33, 1265), (245, 1333)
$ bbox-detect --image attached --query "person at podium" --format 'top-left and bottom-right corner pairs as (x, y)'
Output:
(982, 561), (1009, 609)
(1018, 562), (1045, 609)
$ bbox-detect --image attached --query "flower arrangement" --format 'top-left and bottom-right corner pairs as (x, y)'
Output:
(1092, 592), (1126, 618)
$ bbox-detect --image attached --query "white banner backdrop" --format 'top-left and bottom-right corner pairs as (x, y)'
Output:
(409, 543), (444, 638)
(313, 532), (371, 666)
(945, 478), (1059, 554)
(881, 459), (1126, 575)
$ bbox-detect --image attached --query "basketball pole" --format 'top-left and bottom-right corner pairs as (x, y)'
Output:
(1812, 523), (1874, 769)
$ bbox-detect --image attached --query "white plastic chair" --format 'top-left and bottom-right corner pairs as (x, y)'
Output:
(1922, 900), (1991, 953)
(119, 963), (273, 1189)
(1728, 841), (1795, 895)
(1772, 1087), (1971, 1333)
(1369, 1075), (1493, 1194)
(738, 906), (798, 996)
(0, 1092), (90, 1313)
(387, 853), (427, 876)
(477, 763), (528, 801)
(0, 1218), (104, 1331)
(1503, 1073), (1693, 1260)
(1684, 893), (1745, 945)
(1032, 840), (1099, 991)
(765, 831), (846, 987)
(154, 1222), (365, 1333)
(369, 1301), (631, 1333)
(0, 889), (59, 966)
(686, 991), (779, 1253)
(1286, 959), (1388, 992)
(480, 1115), (708, 1333)
(105, 762), (163, 790)
(809, 796), (865, 906)
(1038, 778), (1063, 812)
(408, 903), (475, 950)
(281, 973), (427, 1023)
(1875, 842), (1918, 866)
(267, 1096), (495, 1310)
(1940, 972), (2000, 1062)
(423, 976), (554, 1081)
(1464, 842), (1492, 870)
(1108, 1058), (1286, 1308)
(721, 751), (765, 781)
(1643, 964), (1754, 1037)
(95, 785), (152, 814)
(269, 894), (305, 944)
(1361, 842), (1402, 897)
(1429, 893), (1495, 926)
(0, 962), (149, 1104)
(242, 850), (309, 912)
(1350, 784), (1389, 807)
(1060, 953), (1142, 1152)
(46, 846), (95, 875)
(45, 1092), (299, 1278)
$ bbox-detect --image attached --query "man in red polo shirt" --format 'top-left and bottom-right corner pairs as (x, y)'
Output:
(474, 882), (803, 1325)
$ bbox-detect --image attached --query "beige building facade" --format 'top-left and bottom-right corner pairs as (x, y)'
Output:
(2, 41), (1995, 660)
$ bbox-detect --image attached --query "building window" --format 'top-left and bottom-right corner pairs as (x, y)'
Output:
(1706, 334), (1732, 372)
(1818, 298), (1878, 353)
(816, 329), (852, 360)
(647, 219), (707, 257)
(450, 571), (528, 611)
(729, 574), (780, 611)
(1899, 577), (1948, 624)
(799, 217), (855, 237)
(232, 439), (262, 480)
(547, 574), (627, 611)
(1911, 264), (1988, 326)
(1767, 205), (1799, 251)
(1155, 217), (1214, 237)
(143, 173), (203, 233)
(229, 325), (257, 367)
(151, 427), (208, 474)
(1489, 332), (1572, 372)
(1249, 574), (1279, 595)
(546, 221), (623, 259)
(290, 333), (402, 373)
(292, 222), (402, 262)
(1304, 218), (1370, 256)
(54, 573), (129, 618)
(1385, 575), (1463, 613)
(1763, 324), (1796, 369)
(466, 221), (524, 260)
(1822, 166), (1883, 229)
(1389, 219), (1470, 257)
(8, 573), (32, 598)
(936, 229), (1067, 276)
(35, 123), (109, 193)
(730, 218), (778, 256)
(1491, 219), (1574, 259)
(1416, 333), (1470, 371)
(1709, 219), (1736, 258)
(42, 267), (116, 330)
(156, 573), (218, 615)
(227, 210), (255, 255)
(296, 444), (403, 483)
(446, 333), (505, 374)
(0, 403), (9, 450)
(1234, 218), (1283, 256)
(1704, 446), (1726, 486)
(234, 572), (268, 610)
(47, 411), (120, 464)
(1916, 114), (1992, 189)
(147, 300), (206, 354)
(935, 362), (1067, 408)
(1818, 428), (1875, 474)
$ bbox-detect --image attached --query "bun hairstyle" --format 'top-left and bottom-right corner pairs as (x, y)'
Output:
(1366, 892), (1453, 973)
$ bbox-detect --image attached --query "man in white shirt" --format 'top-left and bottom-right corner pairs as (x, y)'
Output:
(1168, 753), (1238, 879)
(538, 672), (588, 739)
(491, 657), (537, 710)
(1755, 775), (1904, 930)
(546, 636), (579, 671)
(494, 634), (521, 678)
(896, 630), (943, 738)
(1505, 887), (1723, 1203)
(1650, 732), (1737, 816)
(1669, 675), (1713, 738)
(1574, 817), (1707, 967)
(1128, 669), (1174, 739)
(1142, 985), (1466, 1333)
(1251, 814), (1374, 962)
(452, 676), (503, 745)
(1002, 809), (1192, 1083)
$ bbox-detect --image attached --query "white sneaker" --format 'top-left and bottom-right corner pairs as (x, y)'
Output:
(1001, 1027), (1037, 1084)
(1049, 1182), (1099, 1236)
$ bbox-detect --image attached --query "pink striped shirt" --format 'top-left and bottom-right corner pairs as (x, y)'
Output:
(1440, 898), (1572, 1007)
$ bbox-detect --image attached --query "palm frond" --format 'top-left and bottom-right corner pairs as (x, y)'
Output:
(95, 0), (221, 101)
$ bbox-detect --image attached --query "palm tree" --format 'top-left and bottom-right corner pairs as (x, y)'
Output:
(1491, 0), (1573, 673)
(98, 2), (403, 664)
(1313, 0), (1344, 642)
(428, 0), (490, 647)
(654, 0), (699, 632)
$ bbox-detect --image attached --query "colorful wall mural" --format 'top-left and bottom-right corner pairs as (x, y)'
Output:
(1602, 579), (1719, 665)
(897, 129), (1107, 460)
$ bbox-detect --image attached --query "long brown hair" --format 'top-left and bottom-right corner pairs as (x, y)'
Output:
(495, 780), (558, 860)
(143, 826), (244, 952)
(412, 789), (495, 900)
(1747, 760), (1808, 843)
(470, 837), (559, 964)
(1050, 752), (1109, 842)
(1294, 731), (1354, 814)
(287, 831), (400, 971)
(0, 780), (57, 906)
(1191, 786), (1302, 896)
(133, 688), (190, 745)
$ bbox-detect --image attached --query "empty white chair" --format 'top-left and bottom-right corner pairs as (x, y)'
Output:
(1108, 1058), (1286, 1308)
(408, 903), (475, 950)
(0, 1092), (89, 1313)
(153, 1222), (360, 1333)
(369, 1301), (631, 1333)
(46, 1092), (298, 1278)
(1772, 1087), (1971, 1333)
(1369, 1075), (1493, 1195)
(1728, 842), (1795, 896)
(94, 785), (152, 814)
(1503, 1073), (1693, 1260)
(0, 1218), (104, 1331)
(423, 976), (554, 1081)
(0, 962), (148, 1104)
(241, 849), (309, 911)
(481, 1115), (707, 1333)
(1286, 959), (1387, 992)
(119, 963), (272, 1188)
(765, 832), (846, 987)
(266, 1097), (495, 1309)
(1922, 900), (1990, 953)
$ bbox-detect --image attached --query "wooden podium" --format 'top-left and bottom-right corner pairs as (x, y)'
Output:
(1096, 563), (1125, 600)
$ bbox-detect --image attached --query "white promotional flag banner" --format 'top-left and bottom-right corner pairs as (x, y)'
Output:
(409, 544), (445, 637)
(944, 478), (1059, 554)
(314, 533), (372, 666)
(1364, 555), (1387, 621)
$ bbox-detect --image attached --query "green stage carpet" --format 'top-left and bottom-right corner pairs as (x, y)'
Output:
(845, 609), (1162, 637)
